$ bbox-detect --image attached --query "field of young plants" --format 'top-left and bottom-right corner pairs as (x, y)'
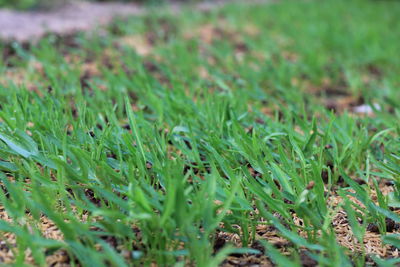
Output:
(0, 0), (399, 266)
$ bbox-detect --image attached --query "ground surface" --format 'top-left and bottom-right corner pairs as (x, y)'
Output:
(0, 1), (142, 42)
(0, 0), (245, 42)
(0, 0), (400, 266)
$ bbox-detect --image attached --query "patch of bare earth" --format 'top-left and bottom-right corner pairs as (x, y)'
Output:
(328, 183), (400, 259)
(0, 0), (268, 43)
(0, 205), (64, 264)
(0, 2), (142, 42)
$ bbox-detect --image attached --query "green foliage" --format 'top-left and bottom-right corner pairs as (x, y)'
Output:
(0, 0), (400, 266)
(0, 0), (39, 9)
(1, 0), (73, 9)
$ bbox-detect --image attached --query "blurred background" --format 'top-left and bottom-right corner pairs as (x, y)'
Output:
(0, 0), (192, 10)
(0, 0), (206, 42)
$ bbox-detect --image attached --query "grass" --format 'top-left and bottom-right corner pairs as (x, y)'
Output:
(0, 0), (400, 266)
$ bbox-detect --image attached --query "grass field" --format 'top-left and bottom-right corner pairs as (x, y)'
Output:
(1, 0), (400, 266)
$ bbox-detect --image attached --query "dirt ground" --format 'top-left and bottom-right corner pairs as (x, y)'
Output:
(0, 1), (142, 42)
(0, 0), (263, 43)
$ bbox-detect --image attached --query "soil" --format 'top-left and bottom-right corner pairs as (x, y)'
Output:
(0, 1), (143, 42)
(0, 0), (266, 43)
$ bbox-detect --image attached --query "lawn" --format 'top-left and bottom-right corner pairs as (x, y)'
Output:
(0, 0), (400, 266)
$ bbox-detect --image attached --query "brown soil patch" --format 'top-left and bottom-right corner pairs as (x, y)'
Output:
(0, 0), (268, 43)
(328, 183), (400, 259)
(0, 2), (142, 42)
